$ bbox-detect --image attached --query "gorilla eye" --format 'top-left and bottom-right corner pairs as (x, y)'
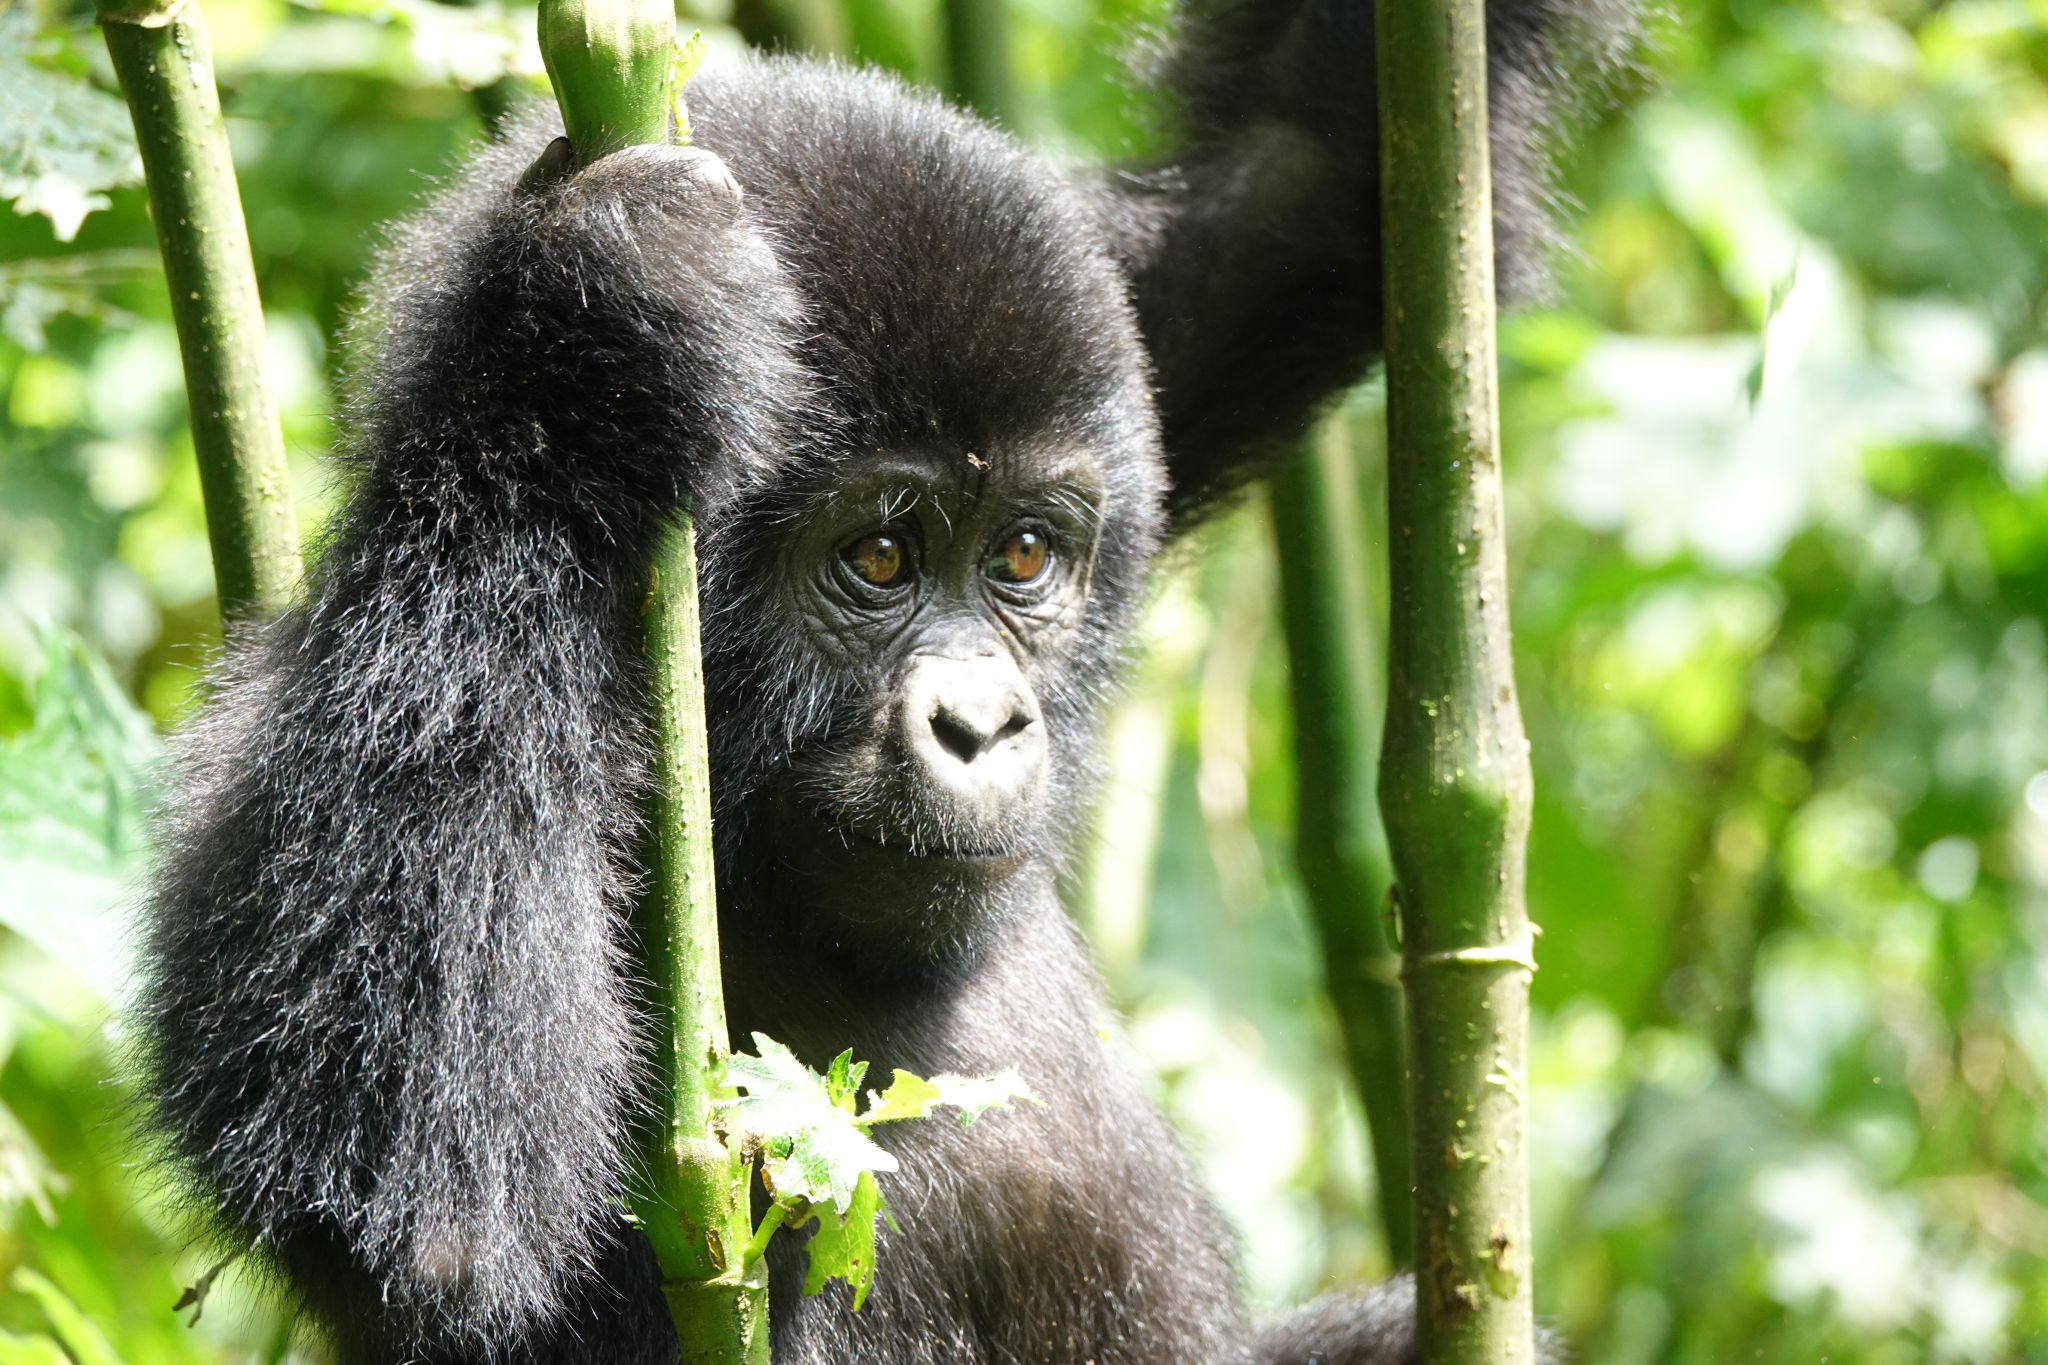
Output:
(986, 528), (1050, 585)
(842, 532), (909, 588)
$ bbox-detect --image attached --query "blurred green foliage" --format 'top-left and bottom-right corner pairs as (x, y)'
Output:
(3, 0), (2047, 1359)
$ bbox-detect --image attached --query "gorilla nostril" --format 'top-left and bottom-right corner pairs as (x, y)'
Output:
(930, 707), (990, 764)
(928, 703), (1032, 765)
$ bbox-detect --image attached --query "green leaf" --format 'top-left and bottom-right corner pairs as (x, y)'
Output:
(0, 12), (144, 240)
(926, 1070), (1041, 1126)
(11, 1269), (122, 1365)
(824, 1048), (868, 1111)
(0, 630), (162, 1002)
(800, 1169), (885, 1310)
(722, 1035), (898, 1214)
(860, 1069), (941, 1126)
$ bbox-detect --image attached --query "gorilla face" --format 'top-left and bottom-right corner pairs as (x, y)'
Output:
(670, 71), (1169, 973)
(760, 444), (1114, 955)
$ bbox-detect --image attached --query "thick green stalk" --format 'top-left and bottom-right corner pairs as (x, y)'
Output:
(1375, 0), (1537, 1359)
(539, 0), (675, 158)
(1269, 424), (1413, 1267)
(97, 0), (301, 620)
(637, 521), (768, 1364)
(535, 7), (765, 1356)
(942, 0), (1018, 126)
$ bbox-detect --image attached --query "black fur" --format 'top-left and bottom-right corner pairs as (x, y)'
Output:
(139, 3), (1629, 1360)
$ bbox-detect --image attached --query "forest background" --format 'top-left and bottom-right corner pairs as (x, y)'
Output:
(3, 0), (2047, 1359)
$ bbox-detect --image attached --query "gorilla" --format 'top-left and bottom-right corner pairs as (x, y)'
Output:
(138, 0), (1628, 1359)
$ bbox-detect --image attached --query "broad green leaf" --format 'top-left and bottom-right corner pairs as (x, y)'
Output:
(11, 1270), (122, 1365)
(0, 631), (162, 1003)
(800, 1170), (885, 1310)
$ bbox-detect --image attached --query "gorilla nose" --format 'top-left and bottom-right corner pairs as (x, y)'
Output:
(901, 654), (1044, 799)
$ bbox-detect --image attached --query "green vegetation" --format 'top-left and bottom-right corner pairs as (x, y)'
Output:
(720, 1036), (1037, 1312)
(4, 1), (2048, 1362)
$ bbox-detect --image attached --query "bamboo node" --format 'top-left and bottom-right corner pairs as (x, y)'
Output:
(1408, 939), (1537, 974)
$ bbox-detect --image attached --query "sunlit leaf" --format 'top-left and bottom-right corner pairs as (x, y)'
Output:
(0, 630), (161, 1003)
(0, 12), (142, 240)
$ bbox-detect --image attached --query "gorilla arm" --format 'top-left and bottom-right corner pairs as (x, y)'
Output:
(138, 136), (808, 1357)
(1093, 0), (1637, 526)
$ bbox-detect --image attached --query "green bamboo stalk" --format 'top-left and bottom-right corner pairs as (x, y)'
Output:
(1269, 422), (1414, 1268)
(97, 0), (301, 620)
(538, 0), (675, 159)
(534, 5), (766, 1357)
(638, 523), (768, 1364)
(1375, 0), (1538, 1357)
(942, 0), (1018, 126)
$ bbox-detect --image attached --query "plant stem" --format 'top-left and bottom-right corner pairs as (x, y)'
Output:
(533, 5), (764, 1351)
(539, 0), (676, 159)
(742, 1200), (793, 1270)
(942, 0), (1017, 126)
(1269, 422), (1414, 1268)
(638, 519), (768, 1364)
(97, 0), (301, 620)
(1375, 0), (1537, 1357)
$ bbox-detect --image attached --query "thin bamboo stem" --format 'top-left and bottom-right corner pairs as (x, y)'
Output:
(97, 0), (301, 619)
(534, 3), (766, 1353)
(942, 0), (1017, 126)
(638, 520), (767, 1363)
(1375, 0), (1538, 1356)
(1270, 423), (1414, 1267)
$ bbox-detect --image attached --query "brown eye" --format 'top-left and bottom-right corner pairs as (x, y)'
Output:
(986, 529), (1049, 584)
(843, 533), (908, 587)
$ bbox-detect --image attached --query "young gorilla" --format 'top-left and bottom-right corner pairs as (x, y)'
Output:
(142, 1), (1627, 1360)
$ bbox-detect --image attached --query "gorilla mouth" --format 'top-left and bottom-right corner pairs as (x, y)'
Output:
(797, 801), (1025, 868)
(847, 827), (1021, 865)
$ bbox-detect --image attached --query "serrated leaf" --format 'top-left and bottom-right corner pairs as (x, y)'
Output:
(801, 1169), (884, 1310)
(824, 1049), (867, 1111)
(0, 13), (143, 240)
(928, 1070), (1042, 1125)
(861, 1069), (941, 1126)
(721, 1035), (898, 1213)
